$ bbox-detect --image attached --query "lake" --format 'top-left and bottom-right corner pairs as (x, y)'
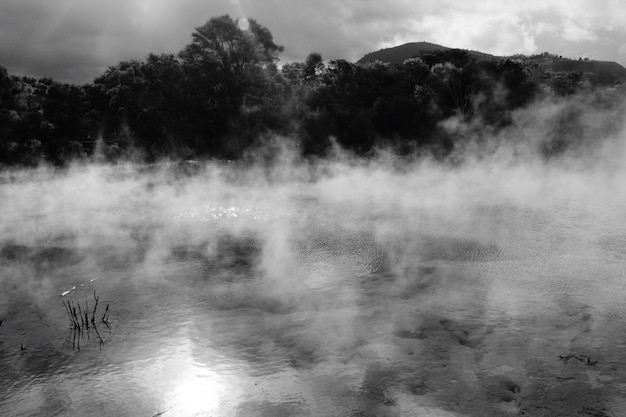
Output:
(1, 161), (626, 416)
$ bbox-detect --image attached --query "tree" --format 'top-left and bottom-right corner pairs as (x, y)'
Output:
(303, 53), (324, 82)
(39, 80), (94, 163)
(179, 15), (283, 90)
(404, 57), (431, 84)
(431, 61), (479, 117)
(134, 53), (187, 157)
(92, 60), (146, 155)
(0, 66), (16, 157)
(178, 15), (284, 156)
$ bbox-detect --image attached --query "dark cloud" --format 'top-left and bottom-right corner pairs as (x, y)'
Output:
(0, 0), (625, 84)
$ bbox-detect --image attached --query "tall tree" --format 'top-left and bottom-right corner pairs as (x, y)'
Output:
(179, 15), (282, 90)
(178, 15), (284, 156)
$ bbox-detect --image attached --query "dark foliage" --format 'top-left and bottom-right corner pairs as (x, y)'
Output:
(0, 16), (624, 166)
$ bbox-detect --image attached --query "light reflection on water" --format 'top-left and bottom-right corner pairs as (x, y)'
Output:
(2, 199), (626, 416)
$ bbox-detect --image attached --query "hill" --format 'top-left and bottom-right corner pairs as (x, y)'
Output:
(356, 42), (495, 65)
(357, 42), (451, 65)
(357, 43), (626, 85)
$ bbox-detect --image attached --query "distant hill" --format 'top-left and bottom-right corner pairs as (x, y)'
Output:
(357, 42), (451, 65)
(357, 42), (626, 85)
(356, 42), (495, 65)
(519, 54), (626, 84)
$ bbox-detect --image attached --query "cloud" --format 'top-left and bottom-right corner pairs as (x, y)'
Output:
(0, 0), (226, 82)
(404, 12), (536, 56)
(562, 21), (597, 42)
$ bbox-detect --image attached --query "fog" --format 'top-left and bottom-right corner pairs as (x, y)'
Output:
(2, 96), (626, 415)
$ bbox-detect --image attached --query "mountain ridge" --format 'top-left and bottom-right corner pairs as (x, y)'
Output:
(356, 42), (626, 83)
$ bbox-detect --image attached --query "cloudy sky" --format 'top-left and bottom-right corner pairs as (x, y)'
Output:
(2, 0), (626, 84)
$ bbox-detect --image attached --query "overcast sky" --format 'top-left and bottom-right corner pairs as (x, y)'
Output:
(2, 0), (626, 84)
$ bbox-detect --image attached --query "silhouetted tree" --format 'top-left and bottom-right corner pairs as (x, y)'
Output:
(178, 15), (283, 156)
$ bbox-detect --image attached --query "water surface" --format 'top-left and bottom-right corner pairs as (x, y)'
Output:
(1, 164), (626, 416)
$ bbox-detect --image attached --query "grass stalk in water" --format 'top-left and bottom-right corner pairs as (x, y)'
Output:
(63, 291), (111, 350)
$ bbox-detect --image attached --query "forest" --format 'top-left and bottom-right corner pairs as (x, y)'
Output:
(1, 14), (625, 166)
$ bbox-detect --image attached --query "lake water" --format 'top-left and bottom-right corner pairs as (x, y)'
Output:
(1, 163), (626, 416)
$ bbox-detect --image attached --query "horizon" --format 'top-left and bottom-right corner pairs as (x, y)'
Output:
(2, 0), (626, 84)
(3, 38), (622, 86)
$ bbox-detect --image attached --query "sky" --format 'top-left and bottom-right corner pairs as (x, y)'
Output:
(1, 0), (626, 84)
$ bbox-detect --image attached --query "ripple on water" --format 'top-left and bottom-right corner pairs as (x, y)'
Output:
(6, 199), (626, 416)
(597, 234), (626, 258)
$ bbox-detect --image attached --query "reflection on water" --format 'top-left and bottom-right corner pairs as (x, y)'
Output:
(2, 167), (626, 416)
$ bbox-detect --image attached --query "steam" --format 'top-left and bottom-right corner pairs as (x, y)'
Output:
(2, 99), (626, 284)
(3, 92), (626, 415)
(2, 93), (626, 286)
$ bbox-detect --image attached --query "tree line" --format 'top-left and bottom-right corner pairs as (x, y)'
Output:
(0, 15), (623, 166)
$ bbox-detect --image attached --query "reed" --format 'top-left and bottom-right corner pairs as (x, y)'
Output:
(63, 291), (112, 350)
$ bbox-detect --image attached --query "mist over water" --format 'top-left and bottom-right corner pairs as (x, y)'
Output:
(2, 120), (626, 416)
